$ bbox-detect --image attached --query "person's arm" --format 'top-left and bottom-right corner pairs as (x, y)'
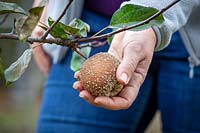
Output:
(32, 0), (51, 75)
(73, 0), (198, 110)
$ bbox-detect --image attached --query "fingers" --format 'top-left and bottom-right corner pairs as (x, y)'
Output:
(93, 72), (142, 110)
(73, 81), (97, 106)
(79, 90), (98, 106)
(74, 71), (80, 79)
(109, 31), (145, 85)
(77, 90), (130, 110)
(114, 30), (156, 86)
(72, 80), (131, 110)
(94, 96), (130, 110)
(73, 71), (143, 110)
(73, 81), (84, 91)
(118, 72), (143, 102)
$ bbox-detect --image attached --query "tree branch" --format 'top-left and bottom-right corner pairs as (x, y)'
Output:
(91, 26), (109, 37)
(0, 0), (181, 49)
(73, 48), (87, 59)
(73, 0), (181, 43)
(41, 0), (74, 39)
(0, 33), (72, 47)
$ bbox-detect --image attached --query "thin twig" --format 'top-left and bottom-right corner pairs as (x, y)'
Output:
(73, 48), (87, 59)
(91, 26), (109, 37)
(0, 0), (181, 53)
(41, 0), (74, 39)
(0, 33), (19, 40)
(0, 14), (9, 25)
(73, 0), (181, 43)
(78, 40), (108, 48)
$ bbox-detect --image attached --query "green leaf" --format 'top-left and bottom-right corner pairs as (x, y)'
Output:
(48, 17), (69, 39)
(16, 5), (46, 40)
(107, 37), (113, 45)
(70, 47), (91, 72)
(0, 1), (27, 15)
(69, 18), (90, 37)
(4, 49), (32, 82)
(63, 25), (83, 37)
(47, 17), (90, 39)
(109, 4), (164, 31)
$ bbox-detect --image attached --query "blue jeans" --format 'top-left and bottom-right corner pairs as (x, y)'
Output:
(37, 10), (200, 133)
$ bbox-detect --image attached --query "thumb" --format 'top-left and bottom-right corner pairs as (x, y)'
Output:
(116, 44), (143, 85)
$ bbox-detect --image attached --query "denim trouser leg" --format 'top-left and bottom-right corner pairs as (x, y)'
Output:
(145, 32), (200, 133)
(156, 37), (200, 133)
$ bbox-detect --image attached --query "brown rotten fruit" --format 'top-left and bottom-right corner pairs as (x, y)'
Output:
(79, 52), (123, 97)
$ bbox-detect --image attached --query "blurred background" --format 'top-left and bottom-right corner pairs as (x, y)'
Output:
(0, 0), (45, 132)
(0, 0), (161, 132)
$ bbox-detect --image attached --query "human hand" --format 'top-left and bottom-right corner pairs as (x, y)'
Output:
(73, 28), (156, 110)
(32, 27), (51, 75)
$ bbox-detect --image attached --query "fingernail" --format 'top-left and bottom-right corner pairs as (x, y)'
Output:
(120, 73), (128, 84)
(79, 93), (88, 100)
(79, 93), (84, 98)
(73, 83), (78, 90)
(94, 99), (100, 105)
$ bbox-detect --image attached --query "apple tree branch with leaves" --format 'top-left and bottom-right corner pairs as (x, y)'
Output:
(0, 0), (180, 85)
